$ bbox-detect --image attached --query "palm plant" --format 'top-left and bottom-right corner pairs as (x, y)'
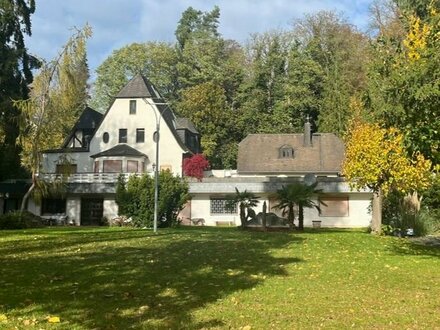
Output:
(272, 182), (322, 230)
(226, 188), (259, 228)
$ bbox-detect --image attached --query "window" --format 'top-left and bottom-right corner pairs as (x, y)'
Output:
(56, 164), (77, 174)
(119, 129), (127, 143)
(210, 198), (237, 214)
(103, 160), (122, 173)
(103, 132), (109, 143)
(42, 198), (66, 214)
(319, 197), (349, 217)
(127, 160), (138, 173)
(136, 128), (145, 143)
(129, 100), (136, 115)
(279, 145), (294, 158)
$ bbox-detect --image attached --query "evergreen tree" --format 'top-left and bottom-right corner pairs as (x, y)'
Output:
(0, 0), (39, 180)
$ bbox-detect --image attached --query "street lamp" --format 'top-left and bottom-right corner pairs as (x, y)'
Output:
(142, 98), (169, 233)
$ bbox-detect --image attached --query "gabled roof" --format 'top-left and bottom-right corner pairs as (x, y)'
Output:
(176, 118), (199, 134)
(90, 144), (148, 159)
(61, 107), (103, 148)
(116, 74), (161, 99)
(237, 133), (345, 174)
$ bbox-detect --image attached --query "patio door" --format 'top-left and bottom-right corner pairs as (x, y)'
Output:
(80, 198), (103, 226)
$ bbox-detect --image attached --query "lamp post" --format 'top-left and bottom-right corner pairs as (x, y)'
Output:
(142, 99), (169, 233)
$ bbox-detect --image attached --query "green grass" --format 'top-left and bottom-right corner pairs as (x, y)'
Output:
(0, 227), (439, 329)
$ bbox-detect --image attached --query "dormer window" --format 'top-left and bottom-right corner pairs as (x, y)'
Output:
(129, 100), (136, 115)
(279, 145), (294, 158)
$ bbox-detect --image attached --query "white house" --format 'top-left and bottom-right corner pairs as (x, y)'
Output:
(35, 74), (200, 225)
(1, 74), (373, 228)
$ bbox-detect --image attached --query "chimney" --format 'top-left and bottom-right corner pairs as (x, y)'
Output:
(304, 115), (312, 147)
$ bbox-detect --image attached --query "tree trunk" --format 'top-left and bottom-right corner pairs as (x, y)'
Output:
(298, 205), (304, 231)
(371, 189), (382, 234)
(262, 201), (267, 231)
(20, 172), (36, 213)
(240, 203), (246, 228)
(288, 204), (295, 229)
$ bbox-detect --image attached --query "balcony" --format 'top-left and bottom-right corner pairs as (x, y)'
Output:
(39, 172), (151, 184)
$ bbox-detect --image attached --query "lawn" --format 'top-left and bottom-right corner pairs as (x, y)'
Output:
(0, 227), (439, 329)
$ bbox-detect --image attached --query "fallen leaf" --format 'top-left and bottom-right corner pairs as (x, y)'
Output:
(47, 316), (60, 323)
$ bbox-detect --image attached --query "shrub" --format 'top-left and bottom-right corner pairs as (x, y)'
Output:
(183, 154), (210, 181)
(0, 211), (45, 230)
(115, 171), (189, 228)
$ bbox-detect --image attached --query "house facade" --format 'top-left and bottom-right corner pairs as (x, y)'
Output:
(1, 74), (373, 228)
(34, 74), (200, 225)
(183, 120), (373, 228)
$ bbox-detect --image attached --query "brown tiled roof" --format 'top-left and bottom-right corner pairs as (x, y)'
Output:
(237, 133), (344, 174)
(116, 74), (161, 98)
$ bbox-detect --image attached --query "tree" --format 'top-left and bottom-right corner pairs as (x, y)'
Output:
(0, 0), (40, 181)
(272, 182), (322, 230)
(367, 0), (440, 164)
(177, 82), (237, 168)
(226, 188), (259, 228)
(183, 154), (210, 181)
(14, 25), (92, 211)
(92, 42), (178, 111)
(115, 171), (189, 227)
(292, 11), (370, 135)
(342, 115), (432, 232)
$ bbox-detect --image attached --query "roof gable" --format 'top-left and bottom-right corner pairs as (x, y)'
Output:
(116, 74), (161, 99)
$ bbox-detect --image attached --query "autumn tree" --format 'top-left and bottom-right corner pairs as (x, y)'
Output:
(0, 0), (39, 181)
(15, 25), (92, 211)
(183, 154), (210, 181)
(367, 0), (440, 164)
(342, 113), (432, 232)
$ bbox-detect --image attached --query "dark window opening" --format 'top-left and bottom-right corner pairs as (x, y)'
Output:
(103, 132), (109, 143)
(136, 128), (145, 143)
(279, 145), (294, 158)
(42, 198), (66, 214)
(129, 100), (136, 115)
(56, 164), (77, 175)
(119, 129), (127, 143)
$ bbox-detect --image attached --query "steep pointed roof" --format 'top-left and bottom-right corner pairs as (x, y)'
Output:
(116, 74), (161, 99)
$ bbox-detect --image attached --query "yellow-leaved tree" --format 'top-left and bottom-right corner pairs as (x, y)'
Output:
(15, 25), (92, 211)
(342, 113), (432, 233)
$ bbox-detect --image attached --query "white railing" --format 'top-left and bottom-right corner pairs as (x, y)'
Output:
(39, 172), (151, 183)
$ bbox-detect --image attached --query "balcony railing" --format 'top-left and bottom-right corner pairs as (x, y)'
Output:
(39, 172), (151, 183)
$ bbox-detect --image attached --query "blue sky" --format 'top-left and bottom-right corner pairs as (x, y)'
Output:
(25, 0), (373, 78)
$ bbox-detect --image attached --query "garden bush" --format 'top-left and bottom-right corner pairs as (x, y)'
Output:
(0, 211), (45, 229)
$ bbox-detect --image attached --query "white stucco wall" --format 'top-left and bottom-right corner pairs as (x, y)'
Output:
(302, 193), (372, 228)
(103, 199), (118, 221)
(188, 192), (371, 228)
(66, 197), (81, 225)
(42, 97), (187, 177)
(89, 98), (185, 176)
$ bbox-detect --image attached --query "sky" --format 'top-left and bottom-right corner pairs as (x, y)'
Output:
(25, 0), (374, 79)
